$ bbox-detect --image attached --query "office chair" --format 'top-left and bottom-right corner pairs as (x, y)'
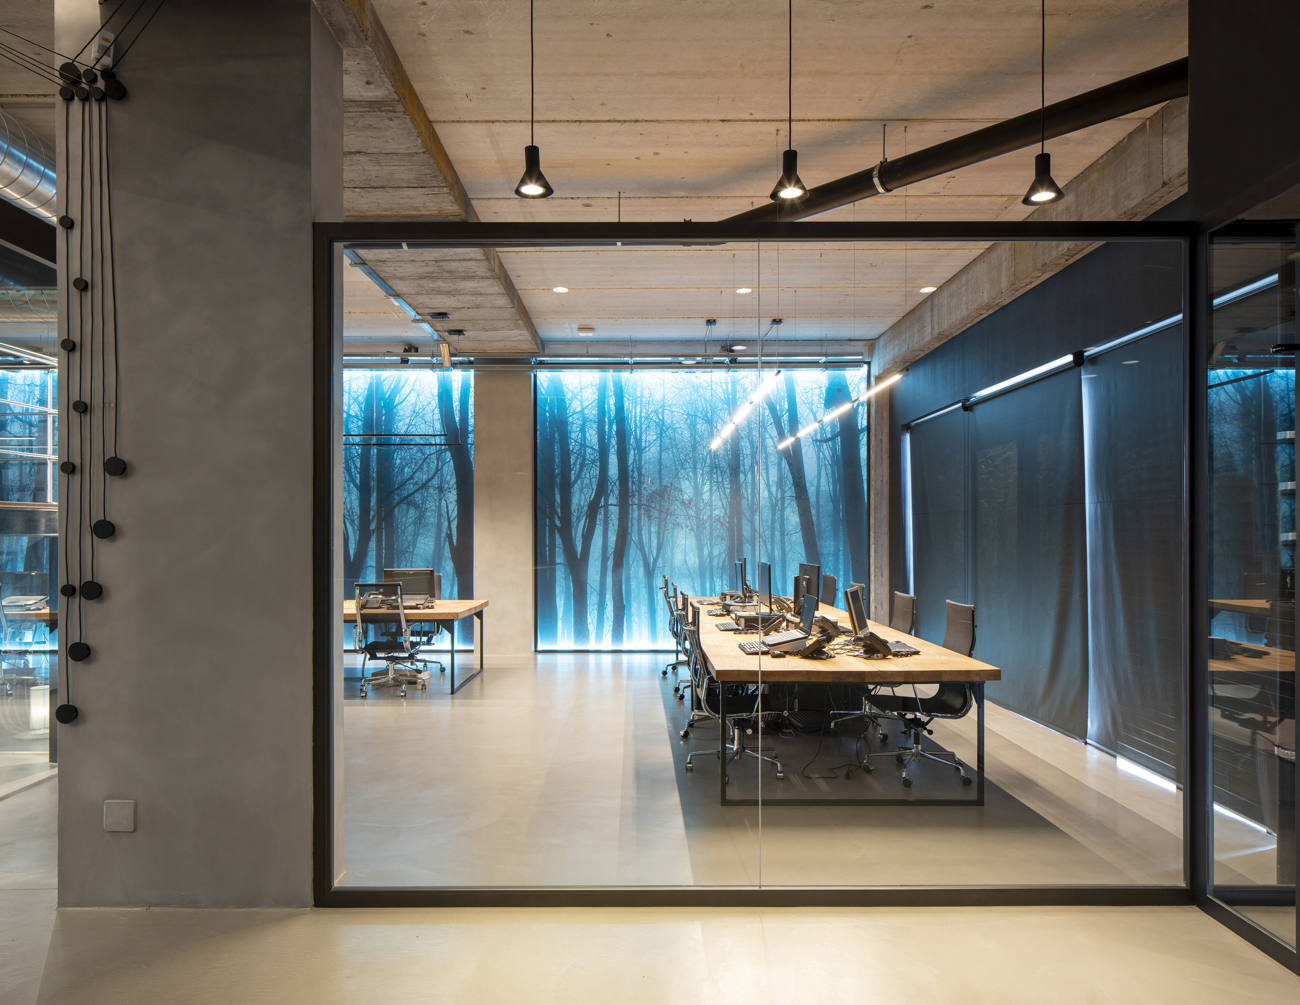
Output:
(679, 624), (784, 780)
(353, 582), (434, 698)
(890, 591), (916, 634)
(660, 578), (690, 692)
(863, 600), (976, 787)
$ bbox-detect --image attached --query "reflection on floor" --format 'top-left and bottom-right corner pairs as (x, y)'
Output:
(342, 653), (1202, 889)
(0, 776), (57, 1004)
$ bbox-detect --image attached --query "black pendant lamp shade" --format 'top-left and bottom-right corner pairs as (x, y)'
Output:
(515, 0), (554, 199)
(515, 144), (553, 198)
(770, 148), (806, 201)
(1022, 151), (1063, 205)
(1023, 0), (1062, 206)
(770, 0), (805, 203)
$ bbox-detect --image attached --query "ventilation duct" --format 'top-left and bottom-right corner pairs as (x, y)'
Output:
(0, 107), (56, 223)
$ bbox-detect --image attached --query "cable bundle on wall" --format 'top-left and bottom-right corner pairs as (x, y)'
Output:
(0, 1), (169, 723)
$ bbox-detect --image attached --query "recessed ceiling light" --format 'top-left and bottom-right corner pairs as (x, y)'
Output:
(577, 324), (595, 336)
(736, 287), (752, 294)
(919, 286), (938, 294)
(1121, 359), (1140, 365)
(726, 343), (748, 352)
(681, 358), (697, 365)
(552, 286), (568, 293)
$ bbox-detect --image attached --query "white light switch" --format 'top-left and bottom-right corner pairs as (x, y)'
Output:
(103, 799), (136, 833)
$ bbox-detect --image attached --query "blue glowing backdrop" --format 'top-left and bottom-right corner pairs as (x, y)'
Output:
(342, 370), (473, 601)
(535, 368), (871, 650)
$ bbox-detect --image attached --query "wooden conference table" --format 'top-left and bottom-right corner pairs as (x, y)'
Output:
(689, 596), (1001, 806)
(343, 598), (488, 694)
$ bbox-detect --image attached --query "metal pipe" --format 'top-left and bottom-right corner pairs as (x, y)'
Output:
(0, 106), (55, 222)
(724, 57), (1189, 224)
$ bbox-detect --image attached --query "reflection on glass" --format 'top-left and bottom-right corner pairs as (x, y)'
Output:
(1208, 236), (1297, 948)
(0, 256), (57, 776)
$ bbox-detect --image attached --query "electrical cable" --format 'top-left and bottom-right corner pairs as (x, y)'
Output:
(109, 0), (170, 68)
(104, 99), (119, 464)
(70, 0), (139, 64)
(528, 0), (534, 146)
(0, 25), (79, 63)
(0, 45), (67, 86)
(58, 97), (73, 707)
(1040, 0), (1046, 152)
(77, 100), (89, 639)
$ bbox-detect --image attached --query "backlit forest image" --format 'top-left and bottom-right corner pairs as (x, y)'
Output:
(536, 368), (871, 649)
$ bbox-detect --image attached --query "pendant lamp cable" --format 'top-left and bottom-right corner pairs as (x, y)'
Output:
(529, 0), (535, 146)
(787, 0), (793, 147)
(1034, 0), (1045, 152)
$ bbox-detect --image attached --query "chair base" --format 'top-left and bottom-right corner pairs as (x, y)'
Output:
(359, 663), (432, 699)
(863, 725), (972, 788)
(684, 725), (785, 780)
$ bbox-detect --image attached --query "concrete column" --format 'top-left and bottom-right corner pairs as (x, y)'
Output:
(868, 391), (893, 624)
(473, 370), (535, 656)
(54, 0), (341, 906)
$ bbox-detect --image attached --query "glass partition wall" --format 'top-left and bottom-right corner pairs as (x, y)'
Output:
(1206, 222), (1298, 955)
(0, 252), (58, 785)
(318, 229), (1197, 902)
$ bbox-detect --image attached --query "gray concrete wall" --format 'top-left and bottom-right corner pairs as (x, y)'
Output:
(55, 0), (340, 907)
(473, 371), (535, 656)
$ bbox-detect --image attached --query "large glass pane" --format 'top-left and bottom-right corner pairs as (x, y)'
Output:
(1208, 230), (1297, 948)
(0, 247), (57, 789)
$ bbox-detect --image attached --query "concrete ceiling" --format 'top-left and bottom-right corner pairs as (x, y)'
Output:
(340, 0), (1187, 358)
(0, 2), (57, 148)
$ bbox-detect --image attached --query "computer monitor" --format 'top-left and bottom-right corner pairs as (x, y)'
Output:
(384, 568), (440, 601)
(820, 573), (837, 608)
(798, 562), (821, 588)
(793, 572), (819, 613)
(734, 558), (748, 596)
(798, 593), (817, 635)
(758, 561), (772, 607)
(845, 585), (868, 635)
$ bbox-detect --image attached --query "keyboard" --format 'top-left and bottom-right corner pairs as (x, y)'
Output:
(716, 623), (741, 632)
(762, 629), (809, 647)
(887, 640), (920, 657)
(738, 640), (768, 655)
(707, 608), (728, 617)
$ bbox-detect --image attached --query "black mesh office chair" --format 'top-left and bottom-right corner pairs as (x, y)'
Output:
(864, 600), (976, 787)
(661, 578), (691, 695)
(679, 623), (785, 781)
(353, 582), (433, 698)
(890, 591), (916, 634)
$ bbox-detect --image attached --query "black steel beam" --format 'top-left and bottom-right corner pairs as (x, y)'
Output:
(319, 219), (1194, 248)
(724, 58), (1189, 225)
(0, 198), (55, 266)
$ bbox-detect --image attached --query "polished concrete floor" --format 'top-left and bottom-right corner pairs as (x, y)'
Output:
(339, 653), (1247, 889)
(2, 773), (1298, 1000)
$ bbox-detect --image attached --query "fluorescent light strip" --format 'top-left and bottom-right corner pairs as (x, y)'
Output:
(1214, 802), (1272, 836)
(969, 354), (1074, 403)
(1115, 756), (1179, 794)
(779, 372), (902, 449)
(1213, 272), (1279, 309)
(709, 370), (782, 450)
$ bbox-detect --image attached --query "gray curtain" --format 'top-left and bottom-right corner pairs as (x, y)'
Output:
(908, 407), (969, 643)
(1083, 326), (1187, 779)
(970, 370), (1089, 738)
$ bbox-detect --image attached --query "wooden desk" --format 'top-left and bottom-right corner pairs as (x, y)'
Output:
(689, 597), (1001, 805)
(344, 598), (488, 694)
(1, 604), (57, 628)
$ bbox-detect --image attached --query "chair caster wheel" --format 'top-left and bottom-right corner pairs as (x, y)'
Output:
(359, 689), (366, 698)
(862, 761), (873, 773)
(684, 762), (694, 773)
(662, 670), (668, 678)
(675, 692), (684, 701)
(961, 775), (973, 786)
(680, 729), (690, 740)
(775, 770), (785, 780)
(901, 776), (913, 788)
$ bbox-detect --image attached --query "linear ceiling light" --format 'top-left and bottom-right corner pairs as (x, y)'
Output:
(1022, 0), (1062, 206)
(778, 371), (901, 449)
(710, 369), (784, 450)
(514, 0), (553, 198)
(769, 0), (806, 202)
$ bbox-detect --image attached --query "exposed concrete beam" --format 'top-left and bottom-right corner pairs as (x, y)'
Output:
(866, 98), (1187, 617)
(871, 97), (1188, 378)
(314, 0), (540, 353)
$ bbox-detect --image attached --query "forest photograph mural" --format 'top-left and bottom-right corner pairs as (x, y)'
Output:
(535, 367), (871, 650)
(342, 369), (474, 609)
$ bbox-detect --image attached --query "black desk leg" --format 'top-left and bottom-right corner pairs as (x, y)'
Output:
(719, 682), (728, 806)
(449, 613), (485, 695)
(975, 681), (986, 806)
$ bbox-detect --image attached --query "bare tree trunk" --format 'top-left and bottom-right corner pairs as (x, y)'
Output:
(611, 372), (631, 646)
(535, 378), (558, 640)
(438, 372), (474, 595)
(765, 373), (819, 568)
(827, 372), (868, 587)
